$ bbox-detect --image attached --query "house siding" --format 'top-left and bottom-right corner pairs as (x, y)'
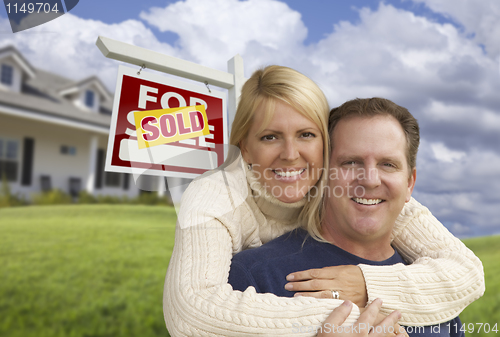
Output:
(0, 113), (140, 200)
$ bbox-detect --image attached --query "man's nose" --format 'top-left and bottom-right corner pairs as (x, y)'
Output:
(358, 167), (381, 189)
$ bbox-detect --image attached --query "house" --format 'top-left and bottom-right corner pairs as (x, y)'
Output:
(0, 45), (167, 200)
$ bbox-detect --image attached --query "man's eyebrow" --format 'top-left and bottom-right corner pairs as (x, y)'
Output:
(335, 155), (363, 162)
(381, 157), (404, 164)
(334, 155), (404, 164)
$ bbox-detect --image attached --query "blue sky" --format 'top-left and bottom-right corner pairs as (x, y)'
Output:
(1, 0), (457, 44)
(0, 0), (499, 238)
(66, 0), (452, 44)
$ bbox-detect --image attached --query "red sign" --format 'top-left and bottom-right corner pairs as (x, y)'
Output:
(105, 65), (227, 179)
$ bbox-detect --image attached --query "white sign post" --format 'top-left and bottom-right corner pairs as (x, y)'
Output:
(96, 36), (246, 201)
(96, 36), (245, 136)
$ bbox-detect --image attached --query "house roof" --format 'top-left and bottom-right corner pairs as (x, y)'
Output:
(0, 45), (114, 131)
(58, 75), (113, 102)
(0, 45), (36, 79)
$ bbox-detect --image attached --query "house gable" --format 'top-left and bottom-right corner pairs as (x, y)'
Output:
(0, 46), (36, 93)
(59, 76), (112, 113)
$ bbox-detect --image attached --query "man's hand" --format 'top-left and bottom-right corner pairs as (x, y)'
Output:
(359, 306), (409, 337)
(317, 299), (406, 337)
(285, 265), (368, 308)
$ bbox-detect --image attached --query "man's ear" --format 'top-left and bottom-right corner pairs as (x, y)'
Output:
(406, 168), (417, 202)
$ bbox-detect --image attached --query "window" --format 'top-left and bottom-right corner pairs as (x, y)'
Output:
(40, 175), (51, 192)
(68, 177), (82, 198)
(0, 138), (19, 181)
(104, 171), (121, 187)
(84, 90), (95, 108)
(1, 64), (13, 86)
(60, 145), (77, 155)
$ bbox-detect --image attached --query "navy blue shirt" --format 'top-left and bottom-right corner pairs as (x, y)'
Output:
(229, 228), (463, 337)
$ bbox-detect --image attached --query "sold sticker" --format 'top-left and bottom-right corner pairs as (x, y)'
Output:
(134, 105), (210, 149)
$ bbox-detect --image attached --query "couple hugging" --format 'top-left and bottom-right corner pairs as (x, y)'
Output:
(164, 65), (484, 337)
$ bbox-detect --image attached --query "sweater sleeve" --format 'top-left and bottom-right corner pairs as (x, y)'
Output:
(163, 175), (360, 336)
(358, 198), (485, 326)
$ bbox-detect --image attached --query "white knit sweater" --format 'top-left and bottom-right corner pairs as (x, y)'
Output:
(163, 156), (484, 336)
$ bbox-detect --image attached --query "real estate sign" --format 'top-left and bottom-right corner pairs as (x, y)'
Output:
(106, 65), (227, 179)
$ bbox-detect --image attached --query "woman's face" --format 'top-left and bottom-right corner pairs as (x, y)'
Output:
(241, 100), (324, 203)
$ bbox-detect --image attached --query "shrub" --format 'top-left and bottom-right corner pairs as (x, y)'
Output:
(95, 195), (124, 204)
(77, 190), (97, 204)
(134, 192), (172, 206)
(0, 173), (26, 207)
(32, 190), (72, 205)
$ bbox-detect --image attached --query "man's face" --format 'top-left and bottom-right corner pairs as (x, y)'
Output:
(323, 115), (416, 246)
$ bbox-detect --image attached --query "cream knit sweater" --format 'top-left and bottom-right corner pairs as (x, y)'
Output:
(163, 156), (484, 336)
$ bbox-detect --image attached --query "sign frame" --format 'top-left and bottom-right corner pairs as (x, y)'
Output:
(105, 65), (228, 180)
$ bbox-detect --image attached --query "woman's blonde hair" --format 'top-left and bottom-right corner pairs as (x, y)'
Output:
(229, 65), (330, 237)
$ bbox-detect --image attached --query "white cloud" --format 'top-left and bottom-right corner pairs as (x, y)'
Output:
(414, 139), (500, 235)
(139, 0), (307, 72)
(424, 101), (500, 132)
(0, 0), (499, 236)
(451, 222), (471, 236)
(309, 3), (498, 106)
(417, 140), (500, 192)
(431, 143), (466, 163)
(410, 0), (500, 58)
(0, 14), (179, 90)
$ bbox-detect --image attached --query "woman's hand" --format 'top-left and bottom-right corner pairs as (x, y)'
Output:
(285, 265), (368, 308)
(317, 299), (406, 337)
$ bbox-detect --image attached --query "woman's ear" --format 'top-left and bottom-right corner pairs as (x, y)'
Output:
(240, 139), (251, 164)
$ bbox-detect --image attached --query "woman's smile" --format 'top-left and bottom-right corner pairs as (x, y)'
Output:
(241, 100), (323, 203)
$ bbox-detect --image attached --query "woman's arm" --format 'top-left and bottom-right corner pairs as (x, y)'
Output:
(358, 197), (485, 326)
(164, 175), (361, 336)
(164, 220), (361, 336)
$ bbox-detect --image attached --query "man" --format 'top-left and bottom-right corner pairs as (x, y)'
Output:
(228, 97), (463, 337)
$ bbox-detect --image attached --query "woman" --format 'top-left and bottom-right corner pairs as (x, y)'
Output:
(163, 65), (484, 336)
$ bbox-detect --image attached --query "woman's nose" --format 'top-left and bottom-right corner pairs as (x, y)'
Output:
(280, 139), (300, 162)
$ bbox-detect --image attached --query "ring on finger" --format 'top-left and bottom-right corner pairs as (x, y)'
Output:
(331, 290), (340, 299)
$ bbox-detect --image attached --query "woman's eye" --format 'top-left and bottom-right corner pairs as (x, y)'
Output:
(301, 132), (315, 138)
(260, 135), (276, 141)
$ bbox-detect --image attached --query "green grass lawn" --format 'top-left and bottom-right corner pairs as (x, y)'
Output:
(0, 205), (176, 337)
(0, 205), (498, 337)
(458, 236), (500, 336)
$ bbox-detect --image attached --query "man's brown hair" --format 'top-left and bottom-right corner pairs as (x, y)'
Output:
(328, 97), (420, 171)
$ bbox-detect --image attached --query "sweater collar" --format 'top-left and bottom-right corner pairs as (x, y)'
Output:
(244, 161), (306, 222)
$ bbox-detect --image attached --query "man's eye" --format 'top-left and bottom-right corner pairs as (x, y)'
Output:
(343, 161), (356, 166)
(260, 135), (276, 141)
(383, 163), (396, 168)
